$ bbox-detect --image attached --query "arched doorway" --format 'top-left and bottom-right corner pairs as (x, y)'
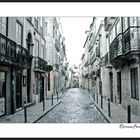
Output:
(26, 32), (33, 103)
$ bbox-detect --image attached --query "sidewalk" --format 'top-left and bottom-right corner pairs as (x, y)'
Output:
(0, 90), (68, 123)
(86, 89), (140, 123)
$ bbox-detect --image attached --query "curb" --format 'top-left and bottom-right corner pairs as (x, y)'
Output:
(88, 93), (111, 123)
(33, 101), (62, 123)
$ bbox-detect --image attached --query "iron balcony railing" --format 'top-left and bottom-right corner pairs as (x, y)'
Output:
(123, 26), (140, 54)
(109, 33), (123, 61)
(34, 56), (48, 72)
(109, 27), (140, 63)
(61, 69), (66, 76)
(0, 33), (30, 68)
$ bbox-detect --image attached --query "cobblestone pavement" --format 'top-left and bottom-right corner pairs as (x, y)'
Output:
(37, 88), (108, 123)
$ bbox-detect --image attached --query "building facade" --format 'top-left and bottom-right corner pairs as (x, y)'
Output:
(0, 16), (67, 117)
(45, 17), (67, 97)
(81, 17), (140, 117)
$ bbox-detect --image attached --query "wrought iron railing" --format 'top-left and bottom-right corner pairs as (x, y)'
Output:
(34, 56), (47, 72)
(123, 26), (140, 54)
(109, 33), (123, 61)
(0, 33), (30, 68)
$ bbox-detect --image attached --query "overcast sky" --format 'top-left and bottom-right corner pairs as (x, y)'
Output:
(60, 17), (93, 67)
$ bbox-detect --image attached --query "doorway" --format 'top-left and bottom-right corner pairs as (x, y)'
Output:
(0, 71), (6, 116)
(117, 72), (122, 104)
(109, 72), (113, 102)
(40, 76), (44, 102)
(16, 71), (22, 109)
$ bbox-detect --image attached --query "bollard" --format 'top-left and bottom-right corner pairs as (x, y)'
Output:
(43, 96), (45, 111)
(24, 101), (27, 123)
(108, 98), (111, 117)
(57, 91), (59, 102)
(97, 93), (98, 104)
(115, 96), (117, 105)
(101, 95), (103, 109)
(127, 105), (131, 123)
(51, 94), (53, 106)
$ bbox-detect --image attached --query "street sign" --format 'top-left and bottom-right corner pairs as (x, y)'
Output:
(46, 65), (53, 72)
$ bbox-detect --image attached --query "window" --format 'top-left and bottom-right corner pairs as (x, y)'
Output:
(0, 17), (7, 35)
(53, 26), (55, 37)
(45, 22), (48, 35)
(40, 17), (43, 27)
(39, 45), (44, 59)
(130, 68), (139, 100)
(35, 40), (39, 57)
(16, 21), (23, 45)
(34, 17), (38, 30)
(116, 19), (121, 35)
(130, 17), (137, 26)
(123, 17), (129, 32)
(109, 25), (116, 43)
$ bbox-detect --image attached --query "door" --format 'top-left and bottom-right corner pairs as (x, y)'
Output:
(27, 67), (31, 103)
(0, 71), (6, 116)
(109, 72), (113, 102)
(117, 72), (122, 104)
(16, 72), (22, 109)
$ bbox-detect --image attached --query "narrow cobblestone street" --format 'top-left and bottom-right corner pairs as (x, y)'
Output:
(37, 88), (108, 123)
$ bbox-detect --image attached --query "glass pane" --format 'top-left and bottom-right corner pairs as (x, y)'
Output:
(116, 19), (121, 35)
(35, 40), (39, 56)
(1, 23), (6, 35)
(16, 22), (22, 45)
(2, 17), (6, 24)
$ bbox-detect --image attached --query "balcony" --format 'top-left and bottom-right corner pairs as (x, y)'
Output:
(61, 69), (66, 76)
(123, 26), (140, 56)
(109, 27), (140, 68)
(84, 59), (88, 67)
(34, 57), (48, 73)
(104, 52), (112, 69)
(0, 33), (30, 68)
(109, 33), (126, 68)
(90, 47), (100, 65)
(96, 47), (100, 57)
(90, 70), (97, 80)
(104, 17), (112, 31)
